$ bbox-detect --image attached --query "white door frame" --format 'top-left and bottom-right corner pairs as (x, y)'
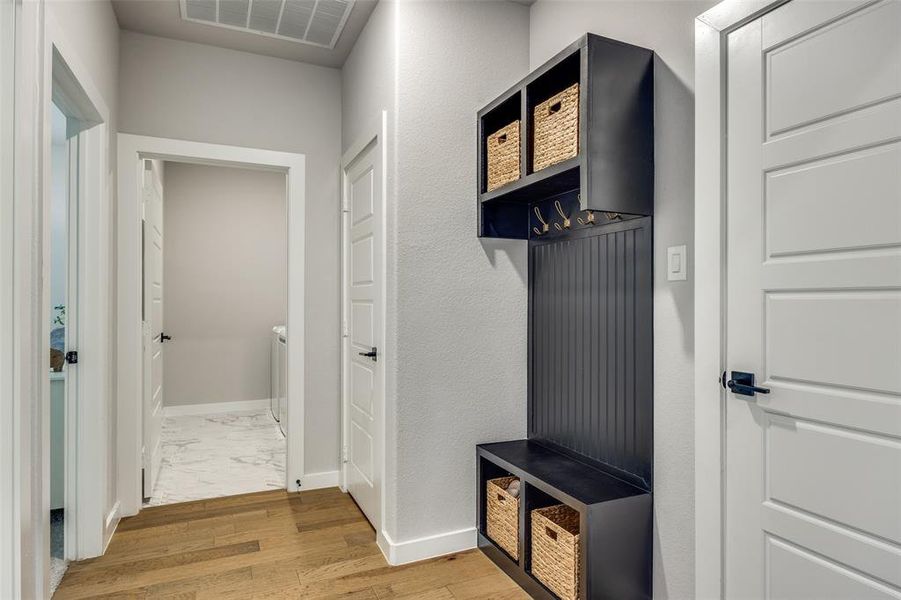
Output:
(693, 1), (790, 597)
(45, 8), (114, 564)
(340, 112), (388, 553)
(116, 134), (306, 517)
(1, 2), (115, 595)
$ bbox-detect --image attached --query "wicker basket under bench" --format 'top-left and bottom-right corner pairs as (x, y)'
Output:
(532, 504), (581, 600)
(486, 476), (520, 559)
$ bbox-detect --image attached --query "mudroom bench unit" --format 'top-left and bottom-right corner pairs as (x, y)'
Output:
(477, 441), (651, 600)
(475, 31), (655, 600)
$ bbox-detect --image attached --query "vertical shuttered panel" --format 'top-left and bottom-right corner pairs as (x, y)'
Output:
(528, 217), (653, 489)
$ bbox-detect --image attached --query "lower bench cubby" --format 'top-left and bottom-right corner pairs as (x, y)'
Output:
(477, 440), (652, 599)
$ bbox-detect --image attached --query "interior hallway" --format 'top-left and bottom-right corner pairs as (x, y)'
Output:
(54, 488), (525, 599)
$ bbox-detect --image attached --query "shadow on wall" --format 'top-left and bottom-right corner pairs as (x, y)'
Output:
(653, 54), (694, 357)
(480, 239), (528, 285)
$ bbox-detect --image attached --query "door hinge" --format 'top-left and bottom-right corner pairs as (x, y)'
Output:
(65, 350), (78, 365)
(341, 445), (349, 464)
(342, 320), (349, 338)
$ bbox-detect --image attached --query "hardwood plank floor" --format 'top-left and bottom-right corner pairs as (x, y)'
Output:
(54, 488), (527, 600)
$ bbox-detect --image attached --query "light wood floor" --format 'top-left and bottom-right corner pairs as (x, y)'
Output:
(54, 488), (527, 600)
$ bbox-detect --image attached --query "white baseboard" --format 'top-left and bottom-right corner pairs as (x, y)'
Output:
(378, 527), (477, 566)
(163, 398), (271, 417)
(103, 501), (120, 553)
(300, 470), (340, 491)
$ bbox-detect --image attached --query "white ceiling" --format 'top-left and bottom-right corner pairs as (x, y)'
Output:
(112, 0), (378, 68)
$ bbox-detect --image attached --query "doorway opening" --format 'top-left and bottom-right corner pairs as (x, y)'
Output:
(141, 160), (288, 506)
(117, 134), (306, 518)
(48, 100), (74, 594)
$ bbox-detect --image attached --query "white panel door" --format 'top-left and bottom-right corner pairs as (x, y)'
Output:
(725, 2), (901, 598)
(142, 160), (164, 498)
(342, 137), (383, 530)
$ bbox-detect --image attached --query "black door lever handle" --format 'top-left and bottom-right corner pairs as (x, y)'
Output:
(358, 347), (377, 361)
(160, 333), (172, 343)
(722, 370), (770, 397)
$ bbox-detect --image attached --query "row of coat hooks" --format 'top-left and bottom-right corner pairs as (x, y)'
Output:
(532, 198), (621, 237)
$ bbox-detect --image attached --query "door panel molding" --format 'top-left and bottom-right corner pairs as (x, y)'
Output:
(340, 112), (387, 559)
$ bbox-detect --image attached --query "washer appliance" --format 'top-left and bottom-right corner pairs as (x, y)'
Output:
(276, 327), (287, 436)
(270, 325), (286, 424)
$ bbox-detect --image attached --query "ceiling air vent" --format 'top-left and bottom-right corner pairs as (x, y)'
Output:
(180, 0), (354, 49)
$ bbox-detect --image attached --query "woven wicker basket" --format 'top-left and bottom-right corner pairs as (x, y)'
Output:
(533, 83), (580, 172)
(486, 121), (521, 192)
(486, 476), (520, 559)
(532, 504), (580, 600)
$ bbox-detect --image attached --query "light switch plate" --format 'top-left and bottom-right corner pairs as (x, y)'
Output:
(667, 245), (687, 281)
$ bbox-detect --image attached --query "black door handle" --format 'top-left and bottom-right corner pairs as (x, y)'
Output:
(160, 333), (172, 343)
(722, 370), (770, 397)
(358, 347), (377, 361)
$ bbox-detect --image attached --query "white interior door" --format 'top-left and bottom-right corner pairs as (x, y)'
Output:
(725, 1), (901, 597)
(342, 135), (383, 530)
(142, 159), (164, 498)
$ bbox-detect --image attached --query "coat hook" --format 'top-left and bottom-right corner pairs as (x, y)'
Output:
(577, 210), (597, 226)
(603, 211), (622, 221)
(553, 199), (571, 231)
(533, 206), (549, 236)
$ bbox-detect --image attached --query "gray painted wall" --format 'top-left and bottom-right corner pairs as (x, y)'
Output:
(391, 0), (531, 544)
(342, 0), (531, 544)
(340, 0), (401, 534)
(161, 162), (287, 408)
(119, 31), (342, 474)
(529, 2), (715, 597)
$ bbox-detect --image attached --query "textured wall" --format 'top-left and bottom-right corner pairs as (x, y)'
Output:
(119, 32), (342, 474)
(528, 2), (716, 597)
(341, 0), (531, 546)
(391, 0), (530, 543)
(340, 0), (400, 535)
(161, 162), (286, 408)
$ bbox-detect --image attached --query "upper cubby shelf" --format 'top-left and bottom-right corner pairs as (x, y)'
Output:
(477, 33), (654, 240)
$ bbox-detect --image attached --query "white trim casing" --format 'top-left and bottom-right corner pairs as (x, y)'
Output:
(300, 471), (340, 491)
(3, 0), (47, 596)
(45, 11), (114, 562)
(0, 0), (25, 597)
(378, 528), (477, 567)
(693, 1), (789, 597)
(0, 0), (14, 591)
(117, 134), (306, 517)
(162, 399), (271, 417)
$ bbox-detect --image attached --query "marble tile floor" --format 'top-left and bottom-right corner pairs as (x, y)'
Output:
(144, 408), (285, 507)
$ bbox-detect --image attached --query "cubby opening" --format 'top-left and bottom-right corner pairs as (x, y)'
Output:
(480, 91), (523, 194)
(526, 50), (580, 176)
(522, 484), (567, 576)
(478, 457), (514, 537)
